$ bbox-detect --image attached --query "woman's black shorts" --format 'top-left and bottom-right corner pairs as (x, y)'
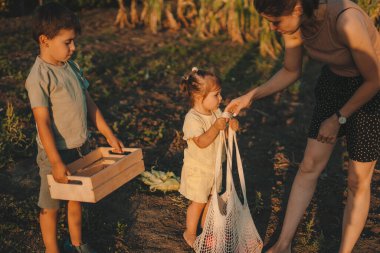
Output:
(308, 66), (380, 162)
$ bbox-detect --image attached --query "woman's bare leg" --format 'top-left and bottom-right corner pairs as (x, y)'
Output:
(339, 160), (376, 253)
(266, 138), (335, 253)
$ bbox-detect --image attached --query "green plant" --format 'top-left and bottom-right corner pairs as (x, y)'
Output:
(115, 221), (128, 238)
(251, 191), (264, 214)
(356, 0), (380, 29)
(288, 80), (301, 95)
(0, 103), (32, 169)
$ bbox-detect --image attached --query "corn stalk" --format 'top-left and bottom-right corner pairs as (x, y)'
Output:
(227, 0), (244, 44)
(357, 0), (380, 29)
(130, 0), (139, 27)
(177, 0), (197, 28)
(115, 0), (132, 28)
(165, 2), (180, 31)
(195, 0), (212, 38)
(113, 0), (282, 57)
(259, 17), (282, 59)
(141, 0), (164, 34)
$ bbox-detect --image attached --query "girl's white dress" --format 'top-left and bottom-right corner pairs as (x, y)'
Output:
(179, 108), (224, 203)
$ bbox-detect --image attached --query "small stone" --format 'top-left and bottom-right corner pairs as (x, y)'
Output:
(370, 227), (380, 234)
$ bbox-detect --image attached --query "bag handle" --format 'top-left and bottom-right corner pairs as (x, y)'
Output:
(227, 128), (248, 205)
(214, 129), (234, 195)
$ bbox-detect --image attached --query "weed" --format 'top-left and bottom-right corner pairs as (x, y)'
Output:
(0, 103), (33, 169)
(251, 191), (264, 214)
(288, 80), (301, 96)
(116, 221), (128, 239)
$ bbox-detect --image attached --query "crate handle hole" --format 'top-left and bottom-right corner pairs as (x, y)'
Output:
(67, 180), (83, 185)
(108, 150), (131, 156)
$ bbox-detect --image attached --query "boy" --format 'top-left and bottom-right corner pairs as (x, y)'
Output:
(25, 3), (123, 252)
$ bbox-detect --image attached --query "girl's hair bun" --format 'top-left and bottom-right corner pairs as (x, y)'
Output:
(191, 67), (198, 73)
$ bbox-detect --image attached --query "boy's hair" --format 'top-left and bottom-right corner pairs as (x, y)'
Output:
(180, 67), (221, 106)
(254, 0), (319, 18)
(32, 2), (81, 43)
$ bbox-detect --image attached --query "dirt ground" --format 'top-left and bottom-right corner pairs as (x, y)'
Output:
(0, 8), (379, 253)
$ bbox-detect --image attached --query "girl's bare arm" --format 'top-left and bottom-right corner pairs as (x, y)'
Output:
(192, 118), (226, 148)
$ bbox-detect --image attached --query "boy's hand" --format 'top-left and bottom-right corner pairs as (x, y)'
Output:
(107, 135), (125, 153)
(52, 162), (69, 184)
(213, 118), (227, 131)
(229, 118), (239, 131)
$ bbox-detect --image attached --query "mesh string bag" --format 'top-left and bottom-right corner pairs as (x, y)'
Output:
(193, 129), (263, 253)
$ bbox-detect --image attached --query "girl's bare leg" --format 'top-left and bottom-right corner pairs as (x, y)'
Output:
(266, 138), (335, 253)
(183, 201), (206, 247)
(201, 199), (211, 228)
(339, 160), (376, 253)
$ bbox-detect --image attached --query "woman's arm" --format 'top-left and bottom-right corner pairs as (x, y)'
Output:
(225, 30), (304, 115)
(86, 91), (124, 152)
(316, 9), (380, 144)
(336, 9), (380, 118)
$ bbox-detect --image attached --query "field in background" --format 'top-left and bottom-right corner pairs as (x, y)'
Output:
(0, 7), (379, 253)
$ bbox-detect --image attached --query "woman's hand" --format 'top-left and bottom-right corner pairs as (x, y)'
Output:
(229, 118), (239, 131)
(225, 93), (253, 116)
(106, 135), (125, 153)
(317, 115), (340, 144)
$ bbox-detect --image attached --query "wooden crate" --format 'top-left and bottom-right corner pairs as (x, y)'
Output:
(47, 147), (144, 203)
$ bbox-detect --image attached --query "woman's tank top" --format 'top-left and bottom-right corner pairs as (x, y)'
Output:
(301, 0), (380, 77)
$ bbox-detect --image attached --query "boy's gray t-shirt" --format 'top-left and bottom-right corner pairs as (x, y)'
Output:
(25, 56), (89, 150)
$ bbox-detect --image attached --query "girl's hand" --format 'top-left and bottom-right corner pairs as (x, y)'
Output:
(106, 135), (125, 153)
(317, 115), (340, 144)
(225, 93), (253, 116)
(213, 118), (227, 131)
(52, 162), (69, 184)
(229, 118), (239, 131)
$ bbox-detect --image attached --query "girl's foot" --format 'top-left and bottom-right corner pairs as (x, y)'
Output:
(266, 242), (291, 253)
(183, 231), (196, 248)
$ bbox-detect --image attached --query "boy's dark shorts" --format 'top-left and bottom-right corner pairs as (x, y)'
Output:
(37, 141), (90, 209)
(308, 66), (380, 162)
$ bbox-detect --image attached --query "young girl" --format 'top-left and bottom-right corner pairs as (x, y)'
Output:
(179, 67), (238, 248)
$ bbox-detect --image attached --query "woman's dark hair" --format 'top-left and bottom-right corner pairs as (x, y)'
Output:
(32, 2), (81, 43)
(254, 0), (320, 17)
(180, 67), (221, 106)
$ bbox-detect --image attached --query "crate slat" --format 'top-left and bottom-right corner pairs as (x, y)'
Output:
(94, 160), (145, 202)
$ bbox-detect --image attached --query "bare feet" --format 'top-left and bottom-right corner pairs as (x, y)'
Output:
(265, 242), (291, 253)
(183, 231), (196, 248)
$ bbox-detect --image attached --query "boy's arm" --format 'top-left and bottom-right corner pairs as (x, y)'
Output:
(85, 91), (124, 152)
(192, 118), (226, 149)
(32, 107), (69, 183)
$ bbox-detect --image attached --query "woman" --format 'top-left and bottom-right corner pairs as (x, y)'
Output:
(225, 0), (380, 252)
